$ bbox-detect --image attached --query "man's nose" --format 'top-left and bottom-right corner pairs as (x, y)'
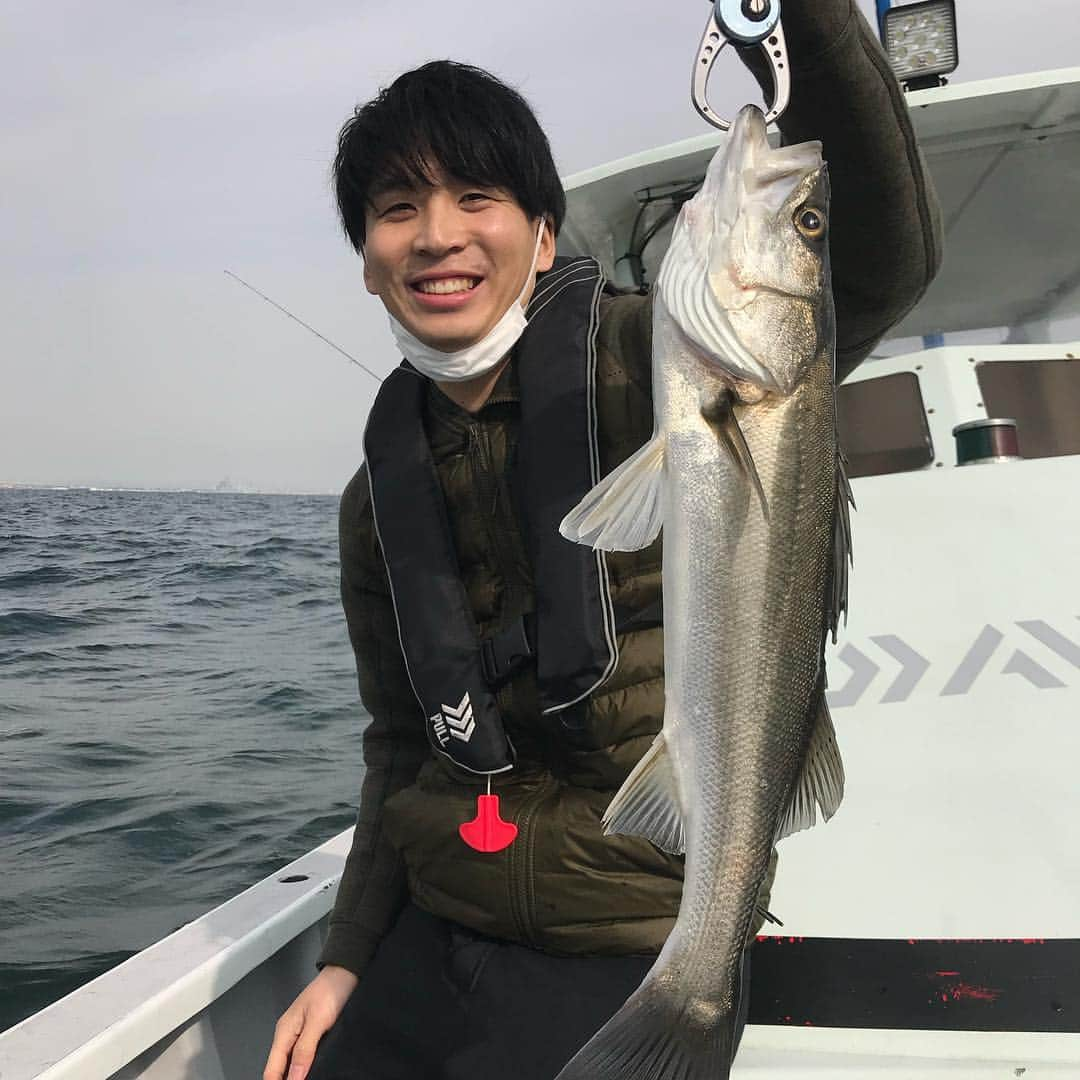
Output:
(413, 202), (466, 255)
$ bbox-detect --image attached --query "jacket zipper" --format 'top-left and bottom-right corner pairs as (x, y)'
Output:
(506, 774), (557, 946)
(468, 421), (527, 630)
(469, 415), (547, 943)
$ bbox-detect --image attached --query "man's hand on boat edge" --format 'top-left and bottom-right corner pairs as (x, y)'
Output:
(263, 965), (359, 1080)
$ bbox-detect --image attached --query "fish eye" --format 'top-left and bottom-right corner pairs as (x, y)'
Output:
(795, 206), (826, 240)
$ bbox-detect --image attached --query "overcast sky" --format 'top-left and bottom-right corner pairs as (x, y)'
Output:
(3, 0), (1077, 493)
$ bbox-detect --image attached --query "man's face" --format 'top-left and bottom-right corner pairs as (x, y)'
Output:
(362, 165), (556, 353)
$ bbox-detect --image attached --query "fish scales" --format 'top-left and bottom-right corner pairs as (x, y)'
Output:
(558, 104), (849, 1079)
(662, 342), (836, 1005)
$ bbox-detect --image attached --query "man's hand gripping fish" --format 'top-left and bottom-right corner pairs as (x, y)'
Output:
(557, 104), (853, 1079)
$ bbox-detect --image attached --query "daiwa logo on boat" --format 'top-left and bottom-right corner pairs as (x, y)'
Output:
(430, 692), (476, 746)
(827, 618), (1080, 708)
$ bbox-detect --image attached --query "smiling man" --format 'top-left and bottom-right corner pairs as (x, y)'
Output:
(264, 4), (942, 1078)
(361, 161), (555, 410)
(364, 171), (552, 345)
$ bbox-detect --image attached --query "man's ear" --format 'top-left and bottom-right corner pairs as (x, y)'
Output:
(361, 251), (379, 295)
(537, 218), (556, 273)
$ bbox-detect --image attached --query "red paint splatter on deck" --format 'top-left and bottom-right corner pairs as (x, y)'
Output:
(953, 983), (1001, 1003)
(934, 981), (1002, 1004)
(903, 937), (1046, 945)
(755, 936), (1048, 945)
(934, 971), (960, 977)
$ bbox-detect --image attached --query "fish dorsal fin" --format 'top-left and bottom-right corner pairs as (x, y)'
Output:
(559, 433), (665, 552)
(828, 451), (855, 642)
(603, 732), (686, 855)
(775, 694), (845, 841)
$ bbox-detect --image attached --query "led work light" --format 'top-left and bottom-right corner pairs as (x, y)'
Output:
(882, 0), (959, 90)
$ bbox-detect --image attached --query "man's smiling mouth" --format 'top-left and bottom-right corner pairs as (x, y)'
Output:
(412, 277), (482, 295)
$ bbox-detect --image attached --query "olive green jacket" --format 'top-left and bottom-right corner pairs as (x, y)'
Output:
(319, 0), (942, 977)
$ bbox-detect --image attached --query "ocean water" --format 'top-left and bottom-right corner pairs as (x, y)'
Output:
(0, 487), (365, 1034)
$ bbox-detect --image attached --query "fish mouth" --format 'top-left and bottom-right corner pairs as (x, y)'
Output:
(732, 103), (769, 147)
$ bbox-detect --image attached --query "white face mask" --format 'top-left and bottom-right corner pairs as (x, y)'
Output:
(387, 219), (547, 383)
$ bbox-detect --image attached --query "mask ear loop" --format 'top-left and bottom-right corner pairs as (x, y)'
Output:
(515, 218), (549, 309)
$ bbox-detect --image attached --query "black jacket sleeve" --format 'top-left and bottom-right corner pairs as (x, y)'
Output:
(739, 0), (943, 380)
(316, 465), (430, 977)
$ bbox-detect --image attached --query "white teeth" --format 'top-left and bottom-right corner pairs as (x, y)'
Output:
(416, 277), (479, 295)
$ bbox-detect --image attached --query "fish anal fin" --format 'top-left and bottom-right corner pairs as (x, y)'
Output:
(559, 433), (665, 552)
(603, 732), (686, 855)
(775, 694), (845, 842)
(701, 391), (769, 521)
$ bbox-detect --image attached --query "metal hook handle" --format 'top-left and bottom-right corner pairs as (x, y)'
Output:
(691, 0), (791, 131)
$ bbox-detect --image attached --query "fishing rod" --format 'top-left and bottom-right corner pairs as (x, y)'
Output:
(223, 269), (384, 384)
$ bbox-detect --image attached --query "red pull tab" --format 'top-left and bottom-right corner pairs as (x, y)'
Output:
(459, 794), (518, 853)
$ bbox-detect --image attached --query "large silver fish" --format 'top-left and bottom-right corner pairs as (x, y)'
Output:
(557, 104), (852, 1079)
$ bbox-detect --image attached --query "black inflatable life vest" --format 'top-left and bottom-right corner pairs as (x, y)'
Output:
(363, 257), (622, 775)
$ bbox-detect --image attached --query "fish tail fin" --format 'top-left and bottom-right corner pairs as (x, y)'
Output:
(555, 980), (737, 1080)
(559, 432), (665, 551)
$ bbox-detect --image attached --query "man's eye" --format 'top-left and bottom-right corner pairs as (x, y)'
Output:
(381, 202), (413, 216)
(462, 192), (492, 204)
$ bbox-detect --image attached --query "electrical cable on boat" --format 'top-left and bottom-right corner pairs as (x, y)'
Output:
(619, 180), (702, 289)
(224, 269), (384, 383)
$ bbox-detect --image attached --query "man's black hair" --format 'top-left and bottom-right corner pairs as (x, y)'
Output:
(333, 61), (566, 252)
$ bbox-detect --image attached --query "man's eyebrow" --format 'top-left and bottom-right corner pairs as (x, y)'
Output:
(368, 161), (439, 201)
(368, 180), (419, 201)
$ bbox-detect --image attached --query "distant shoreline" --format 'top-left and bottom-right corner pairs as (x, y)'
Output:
(0, 483), (338, 497)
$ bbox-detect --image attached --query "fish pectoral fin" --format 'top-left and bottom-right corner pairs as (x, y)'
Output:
(701, 392), (769, 522)
(602, 732), (686, 855)
(559, 432), (665, 552)
(775, 693), (845, 842)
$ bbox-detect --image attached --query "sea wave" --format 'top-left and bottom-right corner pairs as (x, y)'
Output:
(0, 487), (360, 1034)
(0, 565), (74, 589)
(0, 952), (136, 1034)
(0, 611), (96, 637)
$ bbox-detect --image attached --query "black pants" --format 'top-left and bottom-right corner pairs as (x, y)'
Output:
(307, 904), (751, 1080)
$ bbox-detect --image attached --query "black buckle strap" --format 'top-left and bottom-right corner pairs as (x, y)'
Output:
(480, 613), (536, 687)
